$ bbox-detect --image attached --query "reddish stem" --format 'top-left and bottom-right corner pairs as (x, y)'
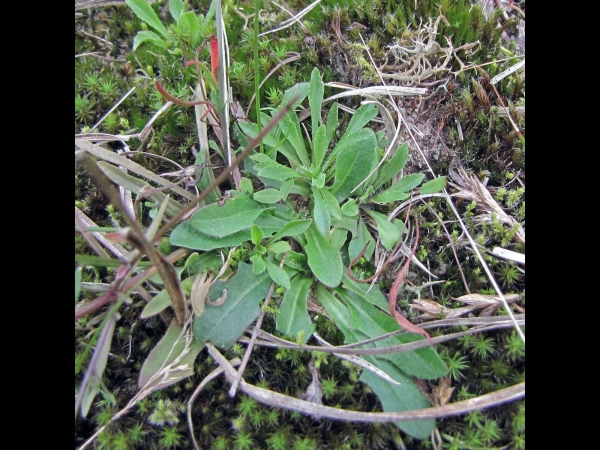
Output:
(387, 215), (433, 345)
(210, 35), (219, 82)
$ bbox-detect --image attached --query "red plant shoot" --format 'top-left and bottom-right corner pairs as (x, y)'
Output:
(210, 35), (219, 82)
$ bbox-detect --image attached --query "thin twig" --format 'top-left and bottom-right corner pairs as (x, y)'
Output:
(207, 343), (524, 422)
(74, 248), (188, 320)
(240, 317), (524, 356)
(259, 0), (322, 36)
(89, 87), (136, 132)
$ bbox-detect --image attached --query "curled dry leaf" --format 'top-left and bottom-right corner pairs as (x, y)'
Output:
(415, 376), (454, 407)
(411, 293), (520, 319)
(207, 289), (227, 306)
(431, 377), (454, 407)
(411, 298), (479, 320)
(453, 293), (519, 317)
(453, 293), (520, 306)
(190, 272), (214, 317)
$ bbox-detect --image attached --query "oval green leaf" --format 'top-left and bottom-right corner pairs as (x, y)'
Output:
(419, 176), (447, 195)
(190, 196), (266, 238)
(265, 258), (291, 289)
(266, 241), (291, 254)
(126, 0), (169, 38)
(253, 189), (281, 204)
(304, 224), (343, 288)
(367, 210), (400, 251)
(276, 276), (315, 342)
(192, 263), (272, 349)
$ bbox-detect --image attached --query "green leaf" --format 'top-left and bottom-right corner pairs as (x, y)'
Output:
(75, 267), (82, 303)
(279, 82), (310, 113)
(315, 284), (445, 439)
(308, 68), (324, 144)
(192, 263), (272, 349)
(341, 199), (358, 217)
(251, 225), (264, 246)
(265, 258), (291, 289)
(266, 219), (312, 245)
(331, 217), (359, 234)
(304, 224), (343, 288)
(126, 0), (169, 38)
(270, 203), (301, 222)
(312, 124), (328, 171)
(314, 283), (352, 324)
(239, 177), (254, 194)
(139, 320), (204, 391)
(266, 241), (291, 253)
(145, 195), (171, 242)
(419, 176), (447, 194)
(348, 217), (375, 261)
(194, 154), (220, 204)
(371, 190), (410, 204)
(251, 254), (266, 274)
(280, 250), (308, 271)
(251, 154), (303, 181)
(335, 288), (447, 379)
(372, 173), (426, 204)
(181, 252), (222, 278)
(276, 276), (315, 342)
(132, 30), (167, 51)
(311, 172), (326, 189)
(170, 221), (250, 251)
(238, 122), (288, 155)
(367, 210), (400, 251)
(75, 255), (151, 268)
(341, 272), (388, 311)
(342, 103), (379, 137)
(386, 173), (425, 193)
(373, 143), (410, 191)
(169, 0), (184, 21)
(280, 112), (310, 167)
(177, 11), (199, 37)
(360, 359), (436, 439)
(312, 188), (331, 237)
(253, 189), (281, 204)
(141, 288), (171, 318)
(245, 154), (308, 194)
(330, 228), (348, 251)
(320, 187), (342, 219)
(280, 179), (293, 201)
(190, 196), (267, 238)
(326, 102), (339, 142)
(329, 132), (377, 201)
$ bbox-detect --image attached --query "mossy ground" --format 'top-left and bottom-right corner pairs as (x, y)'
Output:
(76, 1), (524, 448)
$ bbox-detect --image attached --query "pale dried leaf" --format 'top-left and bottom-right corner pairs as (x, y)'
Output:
(410, 298), (480, 320)
(190, 272), (214, 317)
(410, 298), (444, 319)
(453, 293), (519, 306)
(431, 377), (454, 407)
